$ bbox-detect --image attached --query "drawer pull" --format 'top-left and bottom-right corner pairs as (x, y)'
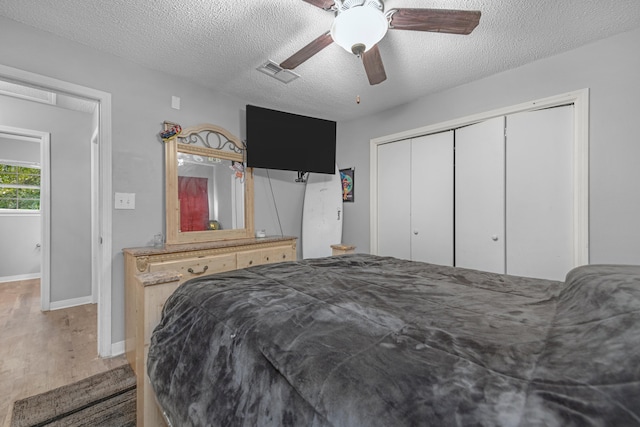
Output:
(187, 265), (209, 275)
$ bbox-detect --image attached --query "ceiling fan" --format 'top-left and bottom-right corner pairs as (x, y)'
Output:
(280, 0), (481, 85)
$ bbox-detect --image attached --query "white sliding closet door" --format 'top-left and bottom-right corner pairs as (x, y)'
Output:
(377, 140), (411, 259)
(411, 131), (454, 265)
(506, 106), (574, 280)
(455, 117), (505, 273)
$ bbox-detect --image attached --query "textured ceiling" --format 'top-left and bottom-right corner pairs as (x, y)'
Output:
(1, 0), (640, 121)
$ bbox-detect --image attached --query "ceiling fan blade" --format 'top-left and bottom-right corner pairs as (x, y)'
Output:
(302, 0), (335, 11)
(389, 8), (481, 35)
(280, 32), (333, 70)
(362, 45), (387, 85)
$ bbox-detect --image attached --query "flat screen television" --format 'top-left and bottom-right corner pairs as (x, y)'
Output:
(246, 104), (336, 174)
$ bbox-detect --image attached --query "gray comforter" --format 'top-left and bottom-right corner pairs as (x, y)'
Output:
(147, 254), (640, 426)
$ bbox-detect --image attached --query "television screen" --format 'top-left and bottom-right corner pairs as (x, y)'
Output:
(246, 105), (336, 174)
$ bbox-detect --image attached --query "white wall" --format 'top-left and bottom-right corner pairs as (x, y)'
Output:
(0, 94), (93, 300)
(253, 168), (305, 258)
(337, 27), (640, 265)
(0, 214), (41, 280)
(0, 16), (304, 345)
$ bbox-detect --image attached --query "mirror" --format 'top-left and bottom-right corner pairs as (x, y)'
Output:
(164, 124), (254, 244)
(177, 152), (244, 231)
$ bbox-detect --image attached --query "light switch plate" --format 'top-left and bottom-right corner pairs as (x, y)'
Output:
(114, 192), (135, 210)
(171, 96), (180, 110)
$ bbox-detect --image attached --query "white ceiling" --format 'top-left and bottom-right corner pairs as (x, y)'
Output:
(1, 0), (640, 122)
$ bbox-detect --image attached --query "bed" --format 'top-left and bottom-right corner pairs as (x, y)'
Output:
(147, 254), (640, 426)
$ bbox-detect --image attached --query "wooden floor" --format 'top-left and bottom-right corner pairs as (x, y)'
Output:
(0, 279), (127, 427)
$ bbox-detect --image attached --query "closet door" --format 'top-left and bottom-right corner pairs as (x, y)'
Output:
(455, 117), (505, 273)
(506, 106), (574, 280)
(411, 132), (454, 265)
(376, 139), (411, 259)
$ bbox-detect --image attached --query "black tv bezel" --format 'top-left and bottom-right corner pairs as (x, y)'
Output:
(245, 104), (336, 174)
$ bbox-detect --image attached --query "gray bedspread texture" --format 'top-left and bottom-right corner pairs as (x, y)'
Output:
(147, 254), (640, 426)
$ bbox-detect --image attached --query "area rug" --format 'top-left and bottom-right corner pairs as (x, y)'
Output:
(10, 364), (136, 427)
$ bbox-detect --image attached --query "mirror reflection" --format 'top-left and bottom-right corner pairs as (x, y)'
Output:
(177, 152), (245, 233)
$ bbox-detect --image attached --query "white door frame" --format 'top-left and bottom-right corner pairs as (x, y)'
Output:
(91, 126), (100, 304)
(370, 88), (589, 267)
(0, 126), (49, 294)
(0, 64), (114, 357)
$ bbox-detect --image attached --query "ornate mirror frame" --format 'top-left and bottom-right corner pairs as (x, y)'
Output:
(164, 123), (255, 244)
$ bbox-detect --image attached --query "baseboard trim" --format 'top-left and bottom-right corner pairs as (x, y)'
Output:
(0, 273), (41, 283)
(49, 295), (94, 311)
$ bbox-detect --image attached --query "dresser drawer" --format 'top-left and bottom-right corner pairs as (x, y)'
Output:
(237, 249), (262, 269)
(149, 253), (237, 281)
(262, 246), (295, 264)
(236, 246), (296, 269)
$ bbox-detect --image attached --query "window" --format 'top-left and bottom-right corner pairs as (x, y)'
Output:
(0, 162), (41, 211)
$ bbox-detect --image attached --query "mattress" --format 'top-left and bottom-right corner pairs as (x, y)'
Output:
(148, 254), (640, 426)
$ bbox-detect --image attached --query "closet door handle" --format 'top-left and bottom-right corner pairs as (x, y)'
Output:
(188, 265), (209, 275)
(491, 235), (499, 241)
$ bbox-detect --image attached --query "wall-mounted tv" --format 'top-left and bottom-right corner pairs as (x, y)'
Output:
(246, 104), (336, 174)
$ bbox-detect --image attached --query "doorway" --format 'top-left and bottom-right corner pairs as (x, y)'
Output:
(0, 64), (113, 357)
(0, 126), (50, 305)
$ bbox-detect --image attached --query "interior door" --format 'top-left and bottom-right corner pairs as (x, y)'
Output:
(410, 131), (454, 265)
(376, 139), (411, 259)
(506, 106), (574, 280)
(455, 117), (505, 273)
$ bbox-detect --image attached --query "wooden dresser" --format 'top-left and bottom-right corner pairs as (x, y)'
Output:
(123, 235), (296, 426)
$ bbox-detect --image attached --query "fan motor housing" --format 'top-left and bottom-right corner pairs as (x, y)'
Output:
(336, 0), (384, 13)
(331, 1), (388, 53)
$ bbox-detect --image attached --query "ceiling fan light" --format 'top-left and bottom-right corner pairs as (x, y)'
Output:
(330, 5), (388, 55)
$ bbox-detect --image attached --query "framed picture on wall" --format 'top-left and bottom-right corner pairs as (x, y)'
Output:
(340, 168), (354, 203)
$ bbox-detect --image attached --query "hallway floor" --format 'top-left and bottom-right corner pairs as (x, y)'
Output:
(0, 279), (127, 427)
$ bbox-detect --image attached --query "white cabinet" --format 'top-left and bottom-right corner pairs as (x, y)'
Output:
(455, 117), (505, 273)
(376, 132), (454, 265)
(376, 139), (412, 259)
(374, 105), (576, 281)
(411, 132), (454, 265)
(506, 106), (574, 280)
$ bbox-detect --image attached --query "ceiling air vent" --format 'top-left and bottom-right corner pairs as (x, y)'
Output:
(257, 60), (300, 84)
